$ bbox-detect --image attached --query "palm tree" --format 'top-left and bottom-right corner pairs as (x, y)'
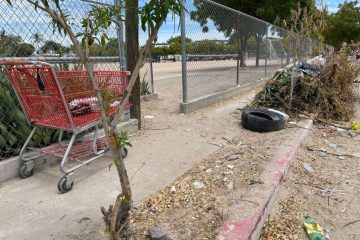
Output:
(32, 33), (43, 54)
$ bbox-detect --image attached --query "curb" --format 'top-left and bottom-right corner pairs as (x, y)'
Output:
(217, 119), (314, 240)
(0, 119), (138, 184)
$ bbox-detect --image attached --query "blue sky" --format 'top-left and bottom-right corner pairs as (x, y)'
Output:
(325, 0), (347, 12)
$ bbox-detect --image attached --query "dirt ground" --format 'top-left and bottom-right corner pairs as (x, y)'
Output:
(112, 114), (332, 239)
(261, 109), (360, 240)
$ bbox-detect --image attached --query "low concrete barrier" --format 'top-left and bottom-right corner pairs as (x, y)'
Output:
(180, 78), (269, 114)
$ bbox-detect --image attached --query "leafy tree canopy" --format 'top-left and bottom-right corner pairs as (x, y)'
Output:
(322, 1), (360, 49)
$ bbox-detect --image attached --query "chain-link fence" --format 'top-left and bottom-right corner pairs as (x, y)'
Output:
(0, 0), (153, 161)
(181, 0), (326, 102)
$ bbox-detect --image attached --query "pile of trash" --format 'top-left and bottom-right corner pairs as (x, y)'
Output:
(251, 44), (360, 121)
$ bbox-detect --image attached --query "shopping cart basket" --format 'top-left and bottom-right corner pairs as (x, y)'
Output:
(0, 60), (131, 193)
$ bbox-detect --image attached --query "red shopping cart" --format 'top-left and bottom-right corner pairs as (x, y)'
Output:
(0, 60), (131, 193)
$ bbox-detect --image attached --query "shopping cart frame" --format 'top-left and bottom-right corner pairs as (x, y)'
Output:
(0, 60), (129, 193)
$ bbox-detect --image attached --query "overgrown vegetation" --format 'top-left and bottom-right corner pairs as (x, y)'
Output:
(250, 43), (360, 121)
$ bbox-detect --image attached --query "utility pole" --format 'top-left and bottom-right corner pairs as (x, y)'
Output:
(126, 0), (141, 128)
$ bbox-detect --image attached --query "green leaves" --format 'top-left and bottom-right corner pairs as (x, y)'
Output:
(140, 0), (184, 33)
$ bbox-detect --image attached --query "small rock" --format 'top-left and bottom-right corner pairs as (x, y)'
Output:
(317, 150), (327, 158)
(289, 121), (297, 125)
(144, 115), (155, 119)
(192, 181), (205, 190)
(227, 164), (234, 170)
(170, 186), (176, 193)
(338, 156), (346, 160)
(303, 162), (314, 174)
(213, 175), (221, 181)
(149, 226), (166, 240)
(352, 153), (360, 158)
(340, 208), (346, 213)
(249, 179), (264, 185)
(227, 155), (240, 161)
(349, 130), (359, 138)
(223, 177), (229, 182)
(328, 143), (338, 149)
(223, 171), (232, 175)
(205, 169), (212, 174)
(227, 181), (234, 190)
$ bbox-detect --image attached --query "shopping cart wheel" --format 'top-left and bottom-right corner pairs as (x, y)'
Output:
(58, 176), (74, 193)
(19, 163), (34, 178)
(121, 147), (128, 158)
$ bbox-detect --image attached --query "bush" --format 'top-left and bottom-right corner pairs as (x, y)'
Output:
(0, 70), (59, 160)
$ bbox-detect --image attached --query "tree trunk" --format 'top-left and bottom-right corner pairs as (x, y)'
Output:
(126, 0), (141, 129)
(240, 34), (248, 67)
(255, 36), (261, 67)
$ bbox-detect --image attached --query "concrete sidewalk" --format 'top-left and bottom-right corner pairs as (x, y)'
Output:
(0, 88), (262, 240)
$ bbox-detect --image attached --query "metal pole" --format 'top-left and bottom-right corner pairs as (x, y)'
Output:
(180, 0), (188, 103)
(115, 0), (126, 71)
(265, 24), (268, 77)
(236, 15), (240, 86)
(148, 25), (155, 94)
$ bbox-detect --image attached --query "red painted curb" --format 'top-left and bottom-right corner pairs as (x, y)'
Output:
(217, 120), (313, 240)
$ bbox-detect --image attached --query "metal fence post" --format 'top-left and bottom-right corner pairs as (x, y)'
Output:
(115, 0), (126, 71)
(265, 24), (269, 77)
(236, 15), (240, 86)
(148, 25), (155, 94)
(180, 0), (188, 103)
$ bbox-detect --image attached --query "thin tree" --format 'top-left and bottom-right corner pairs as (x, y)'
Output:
(6, 0), (184, 239)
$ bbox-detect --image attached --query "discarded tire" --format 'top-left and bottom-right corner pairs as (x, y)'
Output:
(241, 109), (285, 132)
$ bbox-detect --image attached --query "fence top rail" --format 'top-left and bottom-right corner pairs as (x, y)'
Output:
(0, 56), (120, 64)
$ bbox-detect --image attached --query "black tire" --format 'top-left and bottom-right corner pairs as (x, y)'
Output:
(19, 163), (34, 179)
(58, 177), (74, 193)
(241, 109), (285, 132)
(121, 147), (128, 159)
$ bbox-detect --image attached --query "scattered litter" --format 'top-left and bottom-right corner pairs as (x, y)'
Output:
(192, 181), (205, 190)
(324, 228), (330, 239)
(149, 225), (167, 240)
(289, 121), (297, 125)
(227, 181), (234, 190)
(268, 108), (290, 121)
(303, 162), (315, 174)
(340, 208), (347, 213)
(338, 156), (346, 160)
(350, 121), (360, 132)
(223, 177), (229, 182)
(304, 216), (325, 240)
(144, 115), (155, 119)
(227, 164), (234, 170)
(249, 179), (264, 185)
(205, 169), (212, 174)
(170, 186), (176, 193)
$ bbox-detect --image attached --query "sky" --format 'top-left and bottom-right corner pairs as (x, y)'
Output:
(0, 0), (354, 48)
